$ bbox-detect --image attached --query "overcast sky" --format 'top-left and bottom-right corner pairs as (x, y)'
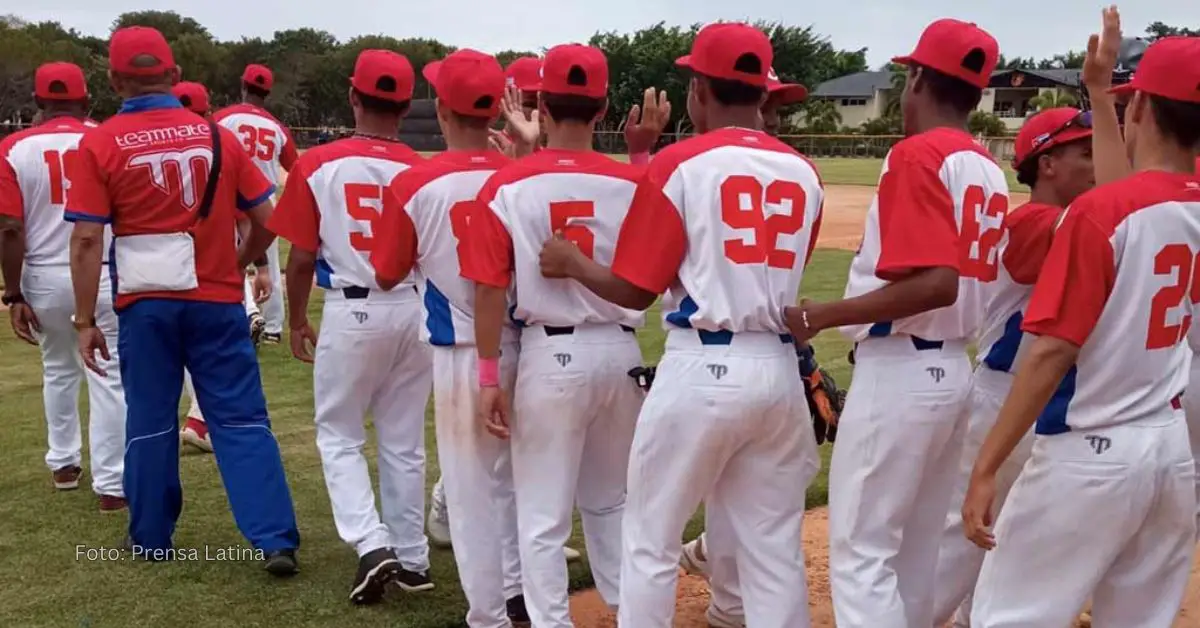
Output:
(15, 0), (1200, 69)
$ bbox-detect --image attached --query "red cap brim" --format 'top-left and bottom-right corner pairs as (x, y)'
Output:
(769, 83), (808, 105)
(1108, 83), (1136, 96)
(422, 61), (442, 85)
(675, 55), (693, 70)
(1012, 127), (1094, 169)
(891, 55), (914, 66)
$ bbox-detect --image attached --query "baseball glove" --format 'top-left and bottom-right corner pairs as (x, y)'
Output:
(628, 365), (656, 392)
(798, 344), (845, 444)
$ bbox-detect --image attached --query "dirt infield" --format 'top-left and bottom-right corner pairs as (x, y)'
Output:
(566, 183), (1200, 627)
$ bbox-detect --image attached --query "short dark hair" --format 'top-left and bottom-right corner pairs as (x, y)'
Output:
(696, 52), (767, 107)
(1149, 94), (1200, 150)
(243, 82), (270, 99)
(1016, 155), (1040, 187)
(541, 92), (606, 124)
(915, 63), (983, 115)
(448, 106), (493, 130)
(353, 87), (410, 116)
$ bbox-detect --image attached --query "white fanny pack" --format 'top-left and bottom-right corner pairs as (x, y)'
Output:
(113, 233), (200, 295)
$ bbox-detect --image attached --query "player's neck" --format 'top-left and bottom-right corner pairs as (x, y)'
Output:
(243, 95), (267, 108)
(912, 108), (970, 136)
(1029, 185), (1066, 209)
(1131, 134), (1197, 175)
(38, 109), (84, 123)
(354, 114), (402, 140)
(704, 107), (760, 133)
(443, 128), (490, 152)
(543, 126), (594, 152)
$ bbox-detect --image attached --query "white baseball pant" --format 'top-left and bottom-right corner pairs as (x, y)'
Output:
(262, 239), (284, 334)
(1185, 358), (1200, 542)
(931, 366), (1036, 627)
(432, 343), (523, 627)
(243, 275), (261, 317)
(314, 287), (432, 568)
(22, 265), (125, 496)
(512, 324), (642, 628)
(618, 330), (819, 628)
(828, 334), (970, 628)
(971, 411), (1196, 627)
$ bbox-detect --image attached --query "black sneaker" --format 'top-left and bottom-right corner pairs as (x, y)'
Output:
(507, 594), (531, 626)
(262, 332), (282, 345)
(393, 567), (435, 592)
(264, 548), (299, 577)
(349, 548), (401, 605)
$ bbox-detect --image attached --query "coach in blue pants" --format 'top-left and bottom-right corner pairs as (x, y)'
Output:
(65, 26), (299, 574)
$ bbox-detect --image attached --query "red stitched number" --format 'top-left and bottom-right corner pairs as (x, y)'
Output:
(236, 125), (278, 161)
(344, 183), (383, 252)
(42, 149), (79, 205)
(959, 185), (1009, 281)
(1146, 244), (1200, 350)
(550, 201), (595, 259)
(449, 200), (473, 262)
(720, 175), (807, 269)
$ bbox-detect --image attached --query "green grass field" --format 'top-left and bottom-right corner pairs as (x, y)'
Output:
(0, 244), (854, 626)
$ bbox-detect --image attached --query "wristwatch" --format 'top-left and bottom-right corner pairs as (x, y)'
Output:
(71, 314), (96, 330)
(1, 293), (24, 307)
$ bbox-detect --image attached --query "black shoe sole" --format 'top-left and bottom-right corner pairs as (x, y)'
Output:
(264, 555), (299, 577)
(349, 559), (401, 605)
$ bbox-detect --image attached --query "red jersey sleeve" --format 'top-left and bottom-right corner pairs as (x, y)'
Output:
(63, 133), (112, 224)
(0, 153), (21, 221)
(227, 130), (274, 210)
(460, 176), (514, 289)
(267, 160), (320, 253)
(279, 125), (299, 172)
(1021, 204), (1116, 347)
(874, 145), (959, 280)
(371, 172), (420, 284)
(1001, 203), (1061, 285)
(610, 162), (686, 294)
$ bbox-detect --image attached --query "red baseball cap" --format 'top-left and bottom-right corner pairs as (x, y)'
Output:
(677, 22), (774, 88)
(424, 49), (505, 117)
(1012, 107), (1092, 167)
(535, 44), (608, 99)
(767, 67), (807, 105)
(242, 64), (274, 91)
(1110, 36), (1200, 104)
(109, 26), (176, 76)
(35, 62), (88, 100)
(351, 50), (415, 103)
(506, 56), (542, 92)
(172, 81), (211, 115)
(892, 19), (999, 89)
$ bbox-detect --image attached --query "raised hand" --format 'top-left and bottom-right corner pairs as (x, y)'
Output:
(1083, 5), (1122, 90)
(625, 87), (672, 156)
(501, 84), (540, 148)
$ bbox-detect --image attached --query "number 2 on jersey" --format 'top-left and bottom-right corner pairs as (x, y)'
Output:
(720, 175), (806, 269)
(43, 149), (79, 205)
(1146, 244), (1200, 349)
(344, 183), (383, 252)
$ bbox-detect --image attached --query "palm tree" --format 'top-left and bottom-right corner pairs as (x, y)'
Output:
(1028, 89), (1079, 112)
(884, 63), (907, 117)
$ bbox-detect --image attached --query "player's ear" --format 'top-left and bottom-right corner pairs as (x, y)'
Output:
(1125, 91), (1148, 127)
(596, 98), (609, 124)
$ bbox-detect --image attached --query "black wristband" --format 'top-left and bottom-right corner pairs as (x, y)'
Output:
(253, 257), (269, 268)
(1, 293), (24, 306)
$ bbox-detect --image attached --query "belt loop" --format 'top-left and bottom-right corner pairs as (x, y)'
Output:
(910, 336), (944, 351)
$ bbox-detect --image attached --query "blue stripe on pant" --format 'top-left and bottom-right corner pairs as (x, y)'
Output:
(118, 298), (299, 553)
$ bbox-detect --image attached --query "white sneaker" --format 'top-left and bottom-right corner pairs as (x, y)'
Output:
(680, 536), (710, 578)
(427, 492), (452, 549)
(563, 546), (582, 563)
(706, 605), (745, 628)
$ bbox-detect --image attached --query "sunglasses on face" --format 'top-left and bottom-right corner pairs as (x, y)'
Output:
(1030, 110), (1093, 152)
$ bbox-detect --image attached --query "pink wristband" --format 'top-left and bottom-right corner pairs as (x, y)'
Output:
(629, 151), (651, 165)
(478, 357), (500, 387)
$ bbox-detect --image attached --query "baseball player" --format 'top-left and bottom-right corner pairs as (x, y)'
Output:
(215, 64), (298, 344)
(537, 23), (824, 627)
(464, 43), (645, 628)
(0, 62), (126, 511)
(784, 19), (1006, 628)
(268, 49), (433, 603)
(171, 80), (272, 453)
(66, 26), (299, 572)
(961, 35), (1200, 627)
(370, 48), (530, 628)
(930, 106), (1095, 627)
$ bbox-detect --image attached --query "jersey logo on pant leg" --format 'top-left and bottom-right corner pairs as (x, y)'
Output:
(351, 311), (368, 324)
(706, 364), (728, 380)
(554, 353), (572, 367)
(926, 367), (946, 383)
(1085, 435), (1112, 455)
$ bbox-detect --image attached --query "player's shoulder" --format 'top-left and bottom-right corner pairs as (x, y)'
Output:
(1008, 201), (1063, 227)
(2, 118), (100, 158)
(1066, 171), (1200, 235)
(890, 127), (996, 168)
(523, 149), (640, 181)
(213, 103), (276, 125)
(652, 127), (809, 177)
(393, 151), (504, 201)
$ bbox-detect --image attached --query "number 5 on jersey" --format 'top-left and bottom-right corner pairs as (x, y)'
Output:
(345, 183), (383, 252)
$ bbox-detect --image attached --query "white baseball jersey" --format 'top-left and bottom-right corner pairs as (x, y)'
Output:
(373, 149), (518, 346)
(977, 201), (1061, 374)
(609, 127), (823, 335)
(467, 149), (645, 328)
(1023, 171), (1200, 434)
(0, 117), (109, 265)
(841, 128), (1010, 342)
(268, 137), (422, 290)
(213, 103), (299, 190)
